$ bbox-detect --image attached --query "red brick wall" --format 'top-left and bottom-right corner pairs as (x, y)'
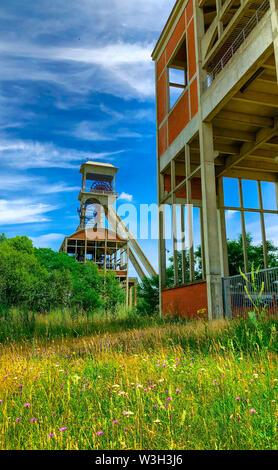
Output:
(168, 91), (190, 145)
(166, 12), (186, 62)
(162, 282), (208, 319)
(190, 77), (198, 118)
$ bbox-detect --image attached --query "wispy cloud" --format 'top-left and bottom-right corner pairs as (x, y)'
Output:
(0, 139), (124, 169)
(31, 232), (65, 248)
(0, 199), (57, 225)
(73, 121), (142, 142)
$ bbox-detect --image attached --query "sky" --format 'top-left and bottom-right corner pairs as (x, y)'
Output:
(0, 0), (178, 275)
(0, 0), (277, 277)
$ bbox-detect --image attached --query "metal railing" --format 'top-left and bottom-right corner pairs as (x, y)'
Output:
(81, 187), (118, 197)
(223, 266), (278, 319)
(204, 0), (270, 90)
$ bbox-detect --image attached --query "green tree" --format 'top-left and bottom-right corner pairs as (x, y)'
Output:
(167, 250), (203, 286)
(99, 271), (126, 314)
(137, 275), (159, 316)
(225, 233), (278, 276)
(0, 237), (50, 311)
(35, 248), (101, 311)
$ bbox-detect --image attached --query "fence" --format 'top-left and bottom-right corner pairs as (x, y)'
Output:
(204, 0), (270, 90)
(222, 266), (278, 319)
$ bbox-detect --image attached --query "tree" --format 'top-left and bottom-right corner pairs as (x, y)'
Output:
(167, 250), (203, 285)
(0, 237), (51, 311)
(35, 248), (101, 311)
(99, 271), (126, 314)
(225, 233), (278, 276)
(35, 247), (125, 312)
(137, 275), (159, 316)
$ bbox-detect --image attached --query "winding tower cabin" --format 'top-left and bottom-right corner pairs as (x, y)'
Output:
(152, 0), (278, 320)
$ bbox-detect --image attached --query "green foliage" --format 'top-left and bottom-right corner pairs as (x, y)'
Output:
(227, 233), (278, 276)
(0, 235), (125, 314)
(99, 271), (125, 314)
(0, 237), (50, 311)
(35, 247), (101, 311)
(137, 275), (159, 316)
(167, 250), (203, 285)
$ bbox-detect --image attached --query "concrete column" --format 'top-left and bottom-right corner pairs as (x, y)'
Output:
(180, 204), (187, 284)
(270, 0), (278, 81)
(185, 145), (194, 283)
(217, 177), (229, 278)
(158, 203), (167, 317)
(171, 160), (179, 286)
(199, 122), (224, 320)
(238, 179), (249, 273)
(258, 181), (268, 269)
(217, 178), (232, 319)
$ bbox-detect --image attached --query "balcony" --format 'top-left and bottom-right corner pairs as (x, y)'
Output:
(202, 0), (270, 91)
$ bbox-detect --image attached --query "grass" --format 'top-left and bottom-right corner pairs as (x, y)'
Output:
(0, 310), (278, 450)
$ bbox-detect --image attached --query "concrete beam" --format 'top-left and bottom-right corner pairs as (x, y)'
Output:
(217, 117), (278, 176)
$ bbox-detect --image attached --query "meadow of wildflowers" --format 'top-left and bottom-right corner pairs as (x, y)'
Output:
(0, 314), (278, 450)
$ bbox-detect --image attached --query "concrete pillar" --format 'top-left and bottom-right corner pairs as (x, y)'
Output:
(185, 145), (194, 282)
(171, 160), (179, 286)
(180, 204), (187, 284)
(199, 207), (206, 280)
(217, 178), (229, 278)
(158, 203), (167, 317)
(217, 178), (232, 319)
(270, 0), (278, 81)
(238, 179), (249, 273)
(199, 122), (224, 320)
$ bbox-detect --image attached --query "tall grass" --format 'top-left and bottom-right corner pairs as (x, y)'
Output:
(0, 312), (278, 450)
(0, 306), (160, 343)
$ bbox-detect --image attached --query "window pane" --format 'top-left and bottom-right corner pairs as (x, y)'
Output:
(223, 178), (240, 208)
(242, 180), (259, 209)
(225, 210), (241, 240)
(264, 213), (278, 248)
(261, 182), (277, 211)
(169, 67), (185, 86)
(169, 86), (184, 109)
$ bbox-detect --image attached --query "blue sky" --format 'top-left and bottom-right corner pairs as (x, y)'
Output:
(0, 0), (277, 277)
(0, 0), (177, 274)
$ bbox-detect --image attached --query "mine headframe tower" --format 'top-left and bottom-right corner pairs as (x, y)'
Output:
(60, 161), (157, 307)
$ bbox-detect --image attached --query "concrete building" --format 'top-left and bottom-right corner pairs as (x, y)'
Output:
(152, 0), (278, 320)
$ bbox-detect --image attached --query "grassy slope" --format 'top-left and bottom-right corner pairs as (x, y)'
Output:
(0, 316), (278, 450)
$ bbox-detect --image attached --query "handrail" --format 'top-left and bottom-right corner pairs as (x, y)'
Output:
(204, 0), (270, 90)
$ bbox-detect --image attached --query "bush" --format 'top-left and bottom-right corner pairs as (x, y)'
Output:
(0, 235), (125, 314)
(137, 275), (159, 315)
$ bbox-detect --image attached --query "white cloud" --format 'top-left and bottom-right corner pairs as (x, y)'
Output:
(0, 199), (57, 225)
(73, 121), (142, 142)
(0, 173), (80, 195)
(31, 233), (65, 248)
(0, 138), (124, 169)
(118, 192), (133, 202)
